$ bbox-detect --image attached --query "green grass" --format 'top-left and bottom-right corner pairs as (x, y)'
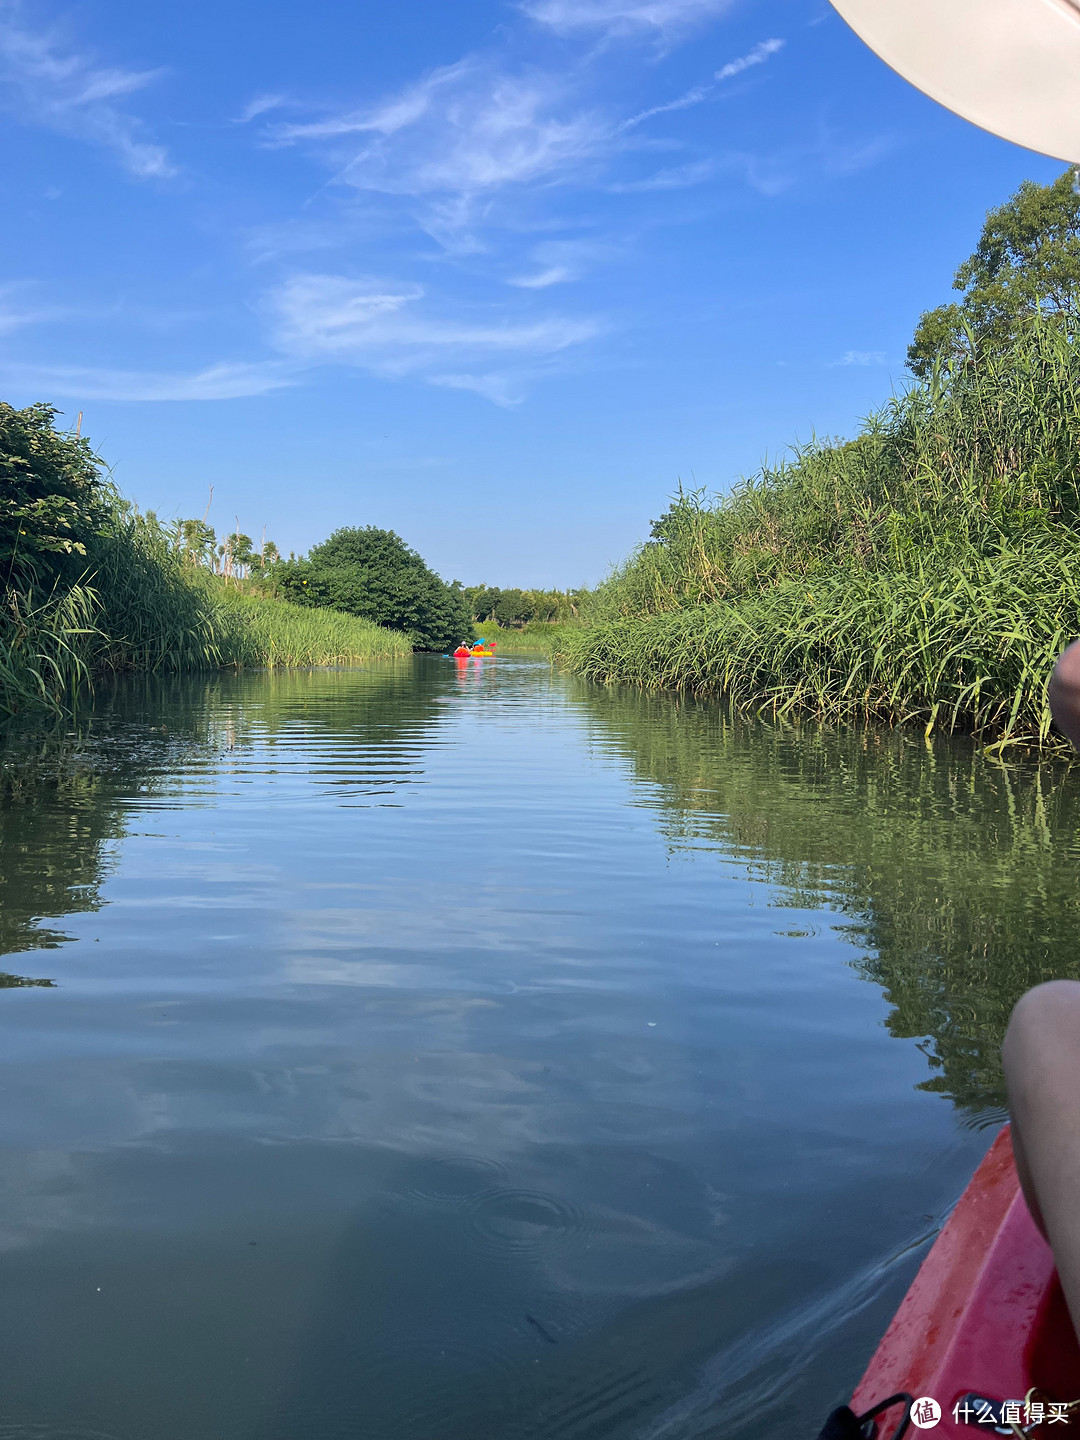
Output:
(472, 619), (583, 653)
(0, 583), (98, 718)
(1, 512), (408, 720)
(214, 588), (410, 667)
(562, 319), (1080, 748)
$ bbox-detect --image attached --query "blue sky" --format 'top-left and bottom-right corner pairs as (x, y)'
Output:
(0, 0), (1062, 586)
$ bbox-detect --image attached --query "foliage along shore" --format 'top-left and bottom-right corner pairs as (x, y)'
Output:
(561, 321), (1080, 748)
(561, 170), (1080, 750)
(0, 403), (409, 721)
(466, 619), (582, 653)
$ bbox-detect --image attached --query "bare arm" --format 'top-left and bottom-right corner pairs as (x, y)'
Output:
(1048, 640), (1080, 749)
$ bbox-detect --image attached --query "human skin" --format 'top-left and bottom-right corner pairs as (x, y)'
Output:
(1001, 643), (1080, 1337)
(1003, 982), (1080, 1328)
(1047, 640), (1080, 751)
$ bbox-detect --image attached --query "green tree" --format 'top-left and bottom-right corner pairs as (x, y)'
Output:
(174, 518), (216, 568)
(463, 583), (584, 624)
(522, 587), (583, 621)
(215, 530), (258, 580)
(464, 584), (501, 622)
(278, 527), (471, 651)
(0, 402), (108, 591)
(909, 168), (1080, 377)
(230, 532), (258, 576)
(493, 588), (533, 627)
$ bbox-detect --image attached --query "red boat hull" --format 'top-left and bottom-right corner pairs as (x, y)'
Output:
(852, 1126), (1080, 1435)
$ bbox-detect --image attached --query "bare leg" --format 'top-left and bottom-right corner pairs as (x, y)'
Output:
(1049, 640), (1080, 751)
(1003, 980), (1080, 1336)
(996, 652), (1080, 1334)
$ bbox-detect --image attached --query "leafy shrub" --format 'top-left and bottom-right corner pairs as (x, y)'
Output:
(277, 526), (471, 651)
(0, 402), (109, 592)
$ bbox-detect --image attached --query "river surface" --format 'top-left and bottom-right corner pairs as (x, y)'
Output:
(2, 656), (1079, 1440)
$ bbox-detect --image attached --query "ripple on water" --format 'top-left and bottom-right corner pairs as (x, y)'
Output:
(400, 1153), (509, 1207)
(521, 1361), (662, 1440)
(463, 1186), (592, 1261)
(296, 1332), (541, 1440)
(0, 1428), (129, 1440)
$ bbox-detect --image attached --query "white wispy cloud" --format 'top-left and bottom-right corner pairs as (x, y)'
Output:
(612, 40), (784, 190)
(268, 59), (613, 248)
(236, 92), (288, 124)
(0, 1), (172, 177)
(506, 237), (616, 289)
(508, 266), (573, 289)
(623, 40), (784, 132)
(262, 271), (600, 402)
(623, 84), (713, 130)
(270, 275), (425, 355)
(520, 0), (735, 40)
(726, 128), (894, 197)
(0, 281), (69, 334)
(262, 33), (788, 258)
(0, 269), (600, 406)
(0, 359), (296, 401)
(715, 37), (785, 81)
(270, 272), (599, 372)
(609, 158), (715, 192)
(428, 372), (524, 405)
(831, 350), (887, 367)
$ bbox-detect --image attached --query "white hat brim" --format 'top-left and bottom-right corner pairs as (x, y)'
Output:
(830, 0), (1080, 163)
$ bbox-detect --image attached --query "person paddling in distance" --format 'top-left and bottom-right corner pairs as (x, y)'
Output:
(1003, 639), (1080, 1343)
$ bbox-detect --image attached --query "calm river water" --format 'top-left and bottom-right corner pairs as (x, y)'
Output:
(1, 656), (1078, 1440)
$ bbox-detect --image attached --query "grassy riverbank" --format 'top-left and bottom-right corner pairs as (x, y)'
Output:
(472, 620), (582, 653)
(1, 443), (408, 720)
(561, 321), (1080, 747)
(2, 562), (409, 720)
(215, 588), (410, 668)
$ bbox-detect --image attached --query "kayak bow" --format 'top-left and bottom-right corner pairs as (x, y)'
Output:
(823, 1126), (1080, 1437)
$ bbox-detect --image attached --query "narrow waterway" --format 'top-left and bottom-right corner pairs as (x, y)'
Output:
(1, 656), (1077, 1440)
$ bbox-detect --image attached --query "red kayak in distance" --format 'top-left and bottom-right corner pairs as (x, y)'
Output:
(824, 1125), (1080, 1437)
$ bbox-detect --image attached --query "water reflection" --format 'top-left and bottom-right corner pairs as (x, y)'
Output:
(570, 682), (1080, 1117)
(0, 726), (127, 961)
(0, 972), (56, 988)
(0, 663), (434, 960)
(0, 659), (1073, 1439)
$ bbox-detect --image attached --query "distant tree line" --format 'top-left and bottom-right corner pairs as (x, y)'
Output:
(172, 517), (281, 580)
(167, 512), (583, 646)
(170, 518), (472, 651)
(463, 585), (584, 628)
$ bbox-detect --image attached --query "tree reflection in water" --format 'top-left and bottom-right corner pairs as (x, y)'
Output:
(571, 680), (1080, 1117)
(0, 660), (428, 968)
(5, 665), (1078, 1118)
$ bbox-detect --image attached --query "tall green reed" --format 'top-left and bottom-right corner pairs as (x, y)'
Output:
(215, 589), (411, 666)
(1, 507), (408, 720)
(0, 584), (97, 719)
(566, 320), (1080, 746)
